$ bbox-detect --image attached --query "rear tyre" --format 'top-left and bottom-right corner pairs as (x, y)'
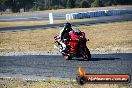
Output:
(63, 55), (72, 60)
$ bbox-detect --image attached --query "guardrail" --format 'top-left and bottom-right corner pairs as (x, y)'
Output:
(66, 9), (132, 20)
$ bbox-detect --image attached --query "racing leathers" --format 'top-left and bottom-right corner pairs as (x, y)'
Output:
(59, 27), (72, 53)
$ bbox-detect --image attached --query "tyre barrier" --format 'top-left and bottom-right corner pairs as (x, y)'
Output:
(66, 9), (132, 20)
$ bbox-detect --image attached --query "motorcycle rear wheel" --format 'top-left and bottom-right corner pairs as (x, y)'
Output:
(63, 55), (72, 60)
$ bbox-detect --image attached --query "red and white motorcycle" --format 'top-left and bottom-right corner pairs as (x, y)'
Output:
(54, 30), (91, 61)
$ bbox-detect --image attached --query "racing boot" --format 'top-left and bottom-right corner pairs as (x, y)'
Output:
(61, 49), (68, 55)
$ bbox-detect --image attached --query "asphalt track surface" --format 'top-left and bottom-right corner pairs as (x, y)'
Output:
(0, 14), (132, 32)
(0, 53), (132, 81)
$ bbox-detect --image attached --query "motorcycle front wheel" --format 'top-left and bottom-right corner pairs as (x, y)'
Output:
(82, 47), (91, 61)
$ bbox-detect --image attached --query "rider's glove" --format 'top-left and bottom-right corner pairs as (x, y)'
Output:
(62, 39), (67, 42)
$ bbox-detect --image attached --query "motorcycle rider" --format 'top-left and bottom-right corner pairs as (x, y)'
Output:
(59, 22), (73, 54)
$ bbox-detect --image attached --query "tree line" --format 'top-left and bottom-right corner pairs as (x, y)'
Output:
(0, 0), (132, 12)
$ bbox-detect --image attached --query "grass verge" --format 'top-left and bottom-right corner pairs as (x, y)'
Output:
(0, 18), (94, 28)
(0, 78), (131, 88)
(0, 21), (132, 53)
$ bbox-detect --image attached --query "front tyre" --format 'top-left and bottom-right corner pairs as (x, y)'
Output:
(83, 48), (91, 61)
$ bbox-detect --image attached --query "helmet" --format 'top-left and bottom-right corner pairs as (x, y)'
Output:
(73, 29), (81, 35)
(64, 22), (71, 28)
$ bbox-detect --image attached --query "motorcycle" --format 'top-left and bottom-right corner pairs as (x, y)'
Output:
(54, 30), (91, 61)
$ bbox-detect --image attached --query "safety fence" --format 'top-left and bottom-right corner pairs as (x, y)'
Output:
(66, 9), (132, 20)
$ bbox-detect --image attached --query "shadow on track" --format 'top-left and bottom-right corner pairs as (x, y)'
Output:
(66, 53), (125, 61)
(69, 57), (120, 61)
(90, 57), (120, 61)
